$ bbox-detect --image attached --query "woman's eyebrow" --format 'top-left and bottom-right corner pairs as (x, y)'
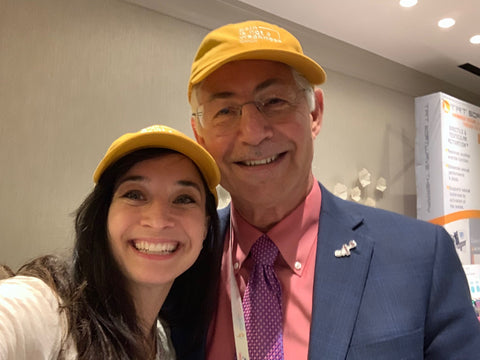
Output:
(177, 180), (203, 193)
(114, 177), (203, 193)
(114, 175), (147, 191)
(117, 175), (147, 184)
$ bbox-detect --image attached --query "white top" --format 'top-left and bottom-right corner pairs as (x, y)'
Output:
(0, 276), (175, 360)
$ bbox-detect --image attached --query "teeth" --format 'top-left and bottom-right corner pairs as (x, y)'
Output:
(243, 155), (278, 166)
(134, 241), (178, 255)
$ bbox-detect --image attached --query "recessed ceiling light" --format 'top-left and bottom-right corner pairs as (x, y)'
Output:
(470, 35), (480, 44)
(400, 0), (418, 7)
(438, 18), (455, 28)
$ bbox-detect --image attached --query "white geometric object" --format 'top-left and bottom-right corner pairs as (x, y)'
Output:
(333, 183), (348, 200)
(351, 186), (362, 202)
(376, 177), (387, 192)
(358, 168), (371, 188)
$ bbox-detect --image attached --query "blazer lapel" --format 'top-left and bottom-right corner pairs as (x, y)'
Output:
(308, 186), (374, 360)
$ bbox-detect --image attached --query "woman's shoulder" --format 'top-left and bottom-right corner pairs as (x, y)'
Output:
(0, 275), (69, 359)
(0, 275), (58, 300)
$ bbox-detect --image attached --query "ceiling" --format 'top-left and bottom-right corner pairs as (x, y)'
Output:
(126, 0), (480, 99)
(238, 0), (480, 95)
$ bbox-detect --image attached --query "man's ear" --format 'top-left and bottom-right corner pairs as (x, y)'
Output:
(310, 88), (324, 138)
(191, 117), (206, 146)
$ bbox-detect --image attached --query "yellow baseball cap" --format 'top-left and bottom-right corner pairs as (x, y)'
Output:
(93, 125), (220, 204)
(188, 20), (326, 100)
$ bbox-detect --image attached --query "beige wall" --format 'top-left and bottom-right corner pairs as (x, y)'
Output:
(0, 0), (470, 268)
(0, 0), (200, 268)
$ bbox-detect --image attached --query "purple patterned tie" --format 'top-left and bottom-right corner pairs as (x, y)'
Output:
(242, 235), (285, 360)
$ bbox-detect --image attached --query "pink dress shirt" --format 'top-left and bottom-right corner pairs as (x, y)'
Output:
(207, 181), (322, 359)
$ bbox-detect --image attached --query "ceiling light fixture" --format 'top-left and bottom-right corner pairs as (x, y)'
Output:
(470, 35), (480, 45)
(399, 0), (418, 7)
(438, 18), (456, 28)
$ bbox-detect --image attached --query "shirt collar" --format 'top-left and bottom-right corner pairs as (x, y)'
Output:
(231, 180), (322, 276)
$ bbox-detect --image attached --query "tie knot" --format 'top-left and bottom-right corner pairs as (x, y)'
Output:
(251, 235), (278, 266)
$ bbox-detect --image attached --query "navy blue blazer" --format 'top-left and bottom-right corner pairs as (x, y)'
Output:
(173, 183), (480, 359)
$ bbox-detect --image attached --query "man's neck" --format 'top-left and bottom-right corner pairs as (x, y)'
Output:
(231, 181), (314, 232)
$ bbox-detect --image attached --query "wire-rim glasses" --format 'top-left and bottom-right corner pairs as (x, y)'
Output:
(192, 87), (307, 134)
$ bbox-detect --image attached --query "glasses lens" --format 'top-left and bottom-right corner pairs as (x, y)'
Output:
(197, 87), (306, 133)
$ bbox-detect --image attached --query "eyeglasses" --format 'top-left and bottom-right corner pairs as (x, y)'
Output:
(193, 87), (307, 134)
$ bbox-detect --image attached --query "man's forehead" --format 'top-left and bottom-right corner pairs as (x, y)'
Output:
(198, 60), (295, 95)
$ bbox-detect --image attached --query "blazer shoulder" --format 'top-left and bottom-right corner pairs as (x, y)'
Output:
(319, 183), (447, 242)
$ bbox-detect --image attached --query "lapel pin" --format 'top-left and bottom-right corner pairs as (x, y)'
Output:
(334, 240), (357, 258)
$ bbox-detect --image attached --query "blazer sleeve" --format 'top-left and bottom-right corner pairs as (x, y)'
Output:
(424, 225), (480, 358)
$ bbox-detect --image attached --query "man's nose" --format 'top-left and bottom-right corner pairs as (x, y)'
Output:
(237, 103), (273, 145)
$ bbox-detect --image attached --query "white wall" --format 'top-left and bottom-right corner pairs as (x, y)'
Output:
(0, 0), (474, 269)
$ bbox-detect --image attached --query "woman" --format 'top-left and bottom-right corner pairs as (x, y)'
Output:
(0, 125), (222, 359)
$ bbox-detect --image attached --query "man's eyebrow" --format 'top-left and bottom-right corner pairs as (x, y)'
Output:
(254, 78), (282, 92)
(207, 78), (284, 102)
(207, 91), (235, 102)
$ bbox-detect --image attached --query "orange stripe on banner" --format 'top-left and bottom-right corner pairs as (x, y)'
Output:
(429, 210), (480, 226)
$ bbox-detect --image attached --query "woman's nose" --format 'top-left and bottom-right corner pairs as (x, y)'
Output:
(139, 201), (174, 229)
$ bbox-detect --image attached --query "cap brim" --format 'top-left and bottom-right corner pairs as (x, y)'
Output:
(93, 130), (220, 204)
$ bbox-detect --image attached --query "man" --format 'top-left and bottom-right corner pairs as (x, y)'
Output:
(185, 20), (480, 359)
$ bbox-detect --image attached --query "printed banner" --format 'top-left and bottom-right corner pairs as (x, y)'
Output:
(415, 92), (480, 266)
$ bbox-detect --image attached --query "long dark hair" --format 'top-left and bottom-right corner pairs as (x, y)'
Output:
(18, 148), (221, 359)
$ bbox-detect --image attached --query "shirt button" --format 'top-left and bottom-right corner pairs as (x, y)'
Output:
(233, 262), (240, 270)
(294, 261), (302, 270)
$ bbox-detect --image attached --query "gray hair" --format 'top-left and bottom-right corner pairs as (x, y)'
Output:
(291, 68), (316, 112)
